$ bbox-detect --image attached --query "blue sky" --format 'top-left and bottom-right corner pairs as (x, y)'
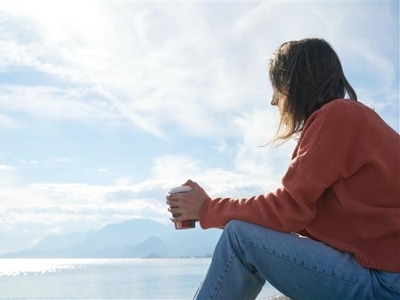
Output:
(0, 0), (398, 254)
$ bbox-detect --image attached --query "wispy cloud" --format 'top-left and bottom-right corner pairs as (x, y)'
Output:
(0, 1), (398, 253)
(0, 164), (13, 170)
(0, 84), (120, 124)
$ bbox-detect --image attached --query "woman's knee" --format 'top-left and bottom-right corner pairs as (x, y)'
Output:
(225, 219), (245, 228)
(224, 220), (263, 241)
(224, 220), (249, 234)
(222, 220), (250, 245)
(224, 220), (292, 249)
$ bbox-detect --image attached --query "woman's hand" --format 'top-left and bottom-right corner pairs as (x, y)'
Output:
(166, 180), (210, 223)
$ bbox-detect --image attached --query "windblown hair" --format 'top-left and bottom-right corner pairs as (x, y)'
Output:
(268, 38), (357, 145)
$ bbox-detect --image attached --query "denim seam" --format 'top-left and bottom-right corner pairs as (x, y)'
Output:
(371, 274), (400, 296)
(239, 240), (373, 288)
(210, 252), (237, 299)
(389, 274), (400, 288)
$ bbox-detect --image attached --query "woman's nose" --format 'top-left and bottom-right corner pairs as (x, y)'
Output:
(271, 96), (279, 106)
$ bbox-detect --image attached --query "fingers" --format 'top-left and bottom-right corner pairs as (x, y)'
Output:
(166, 179), (202, 223)
(169, 209), (185, 222)
(182, 179), (197, 189)
(166, 191), (184, 201)
(165, 195), (182, 205)
(166, 197), (184, 221)
(167, 205), (181, 215)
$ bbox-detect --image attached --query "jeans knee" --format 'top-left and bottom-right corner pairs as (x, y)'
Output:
(224, 220), (254, 240)
(225, 220), (245, 232)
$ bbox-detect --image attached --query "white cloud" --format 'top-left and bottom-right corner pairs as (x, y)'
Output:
(0, 164), (13, 170)
(0, 84), (120, 123)
(0, 200), (170, 254)
(0, 113), (19, 128)
(21, 160), (38, 165)
(214, 140), (227, 153)
(0, 1), (269, 139)
(151, 154), (202, 187)
(0, 202), (167, 226)
(1, 1), (395, 140)
(149, 149), (286, 199)
(0, 164), (21, 188)
(0, 1), (397, 254)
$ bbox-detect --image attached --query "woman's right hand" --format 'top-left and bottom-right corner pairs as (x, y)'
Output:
(166, 179), (210, 222)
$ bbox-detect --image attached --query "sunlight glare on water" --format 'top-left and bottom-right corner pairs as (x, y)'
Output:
(0, 258), (75, 276)
(0, 258), (280, 299)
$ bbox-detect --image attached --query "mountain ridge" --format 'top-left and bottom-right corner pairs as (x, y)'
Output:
(1, 218), (221, 258)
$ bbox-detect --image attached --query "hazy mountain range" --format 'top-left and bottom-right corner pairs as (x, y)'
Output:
(1, 219), (222, 258)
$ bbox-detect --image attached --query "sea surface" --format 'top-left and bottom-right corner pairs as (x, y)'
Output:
(0, 258), (280, 299)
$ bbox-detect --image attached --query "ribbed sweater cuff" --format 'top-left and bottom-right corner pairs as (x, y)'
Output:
(199, 198), (213, 229)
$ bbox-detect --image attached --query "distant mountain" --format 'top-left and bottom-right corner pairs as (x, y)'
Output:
(82, 219), (174, 250)
(124, 236), (171, 258)
(164, 229), (221, 257)
(1, 219), (222, 258)
(31, 231), (87, 251)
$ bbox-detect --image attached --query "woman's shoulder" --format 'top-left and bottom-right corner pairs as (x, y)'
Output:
(314, 98), (373, 124)
(311, 98), (397, 140)
(320, 98), (364, 113)
(302, 98), (377, 141)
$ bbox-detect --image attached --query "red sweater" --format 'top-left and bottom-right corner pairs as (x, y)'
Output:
(200, 99), (400, 272)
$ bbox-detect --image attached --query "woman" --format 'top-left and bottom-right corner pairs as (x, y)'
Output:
(166, 38), (400, 299)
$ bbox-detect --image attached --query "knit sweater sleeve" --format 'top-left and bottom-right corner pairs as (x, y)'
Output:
(199, 99), (364, 232)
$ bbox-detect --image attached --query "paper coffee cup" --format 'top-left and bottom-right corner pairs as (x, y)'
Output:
(168, 186), (196, 230)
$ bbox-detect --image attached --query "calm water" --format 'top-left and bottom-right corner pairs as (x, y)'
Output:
(0, 258), (279, 299)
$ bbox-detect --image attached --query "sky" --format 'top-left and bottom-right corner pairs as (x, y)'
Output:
(0, 0), (398, 254)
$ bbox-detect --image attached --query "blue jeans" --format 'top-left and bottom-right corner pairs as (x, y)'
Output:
(194, 220), (400, 300)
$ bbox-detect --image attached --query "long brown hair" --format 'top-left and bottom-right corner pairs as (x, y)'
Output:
(268, 38), (357, 145)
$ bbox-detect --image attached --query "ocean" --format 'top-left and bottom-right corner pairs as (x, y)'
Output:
(0, 258), (280, 299)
